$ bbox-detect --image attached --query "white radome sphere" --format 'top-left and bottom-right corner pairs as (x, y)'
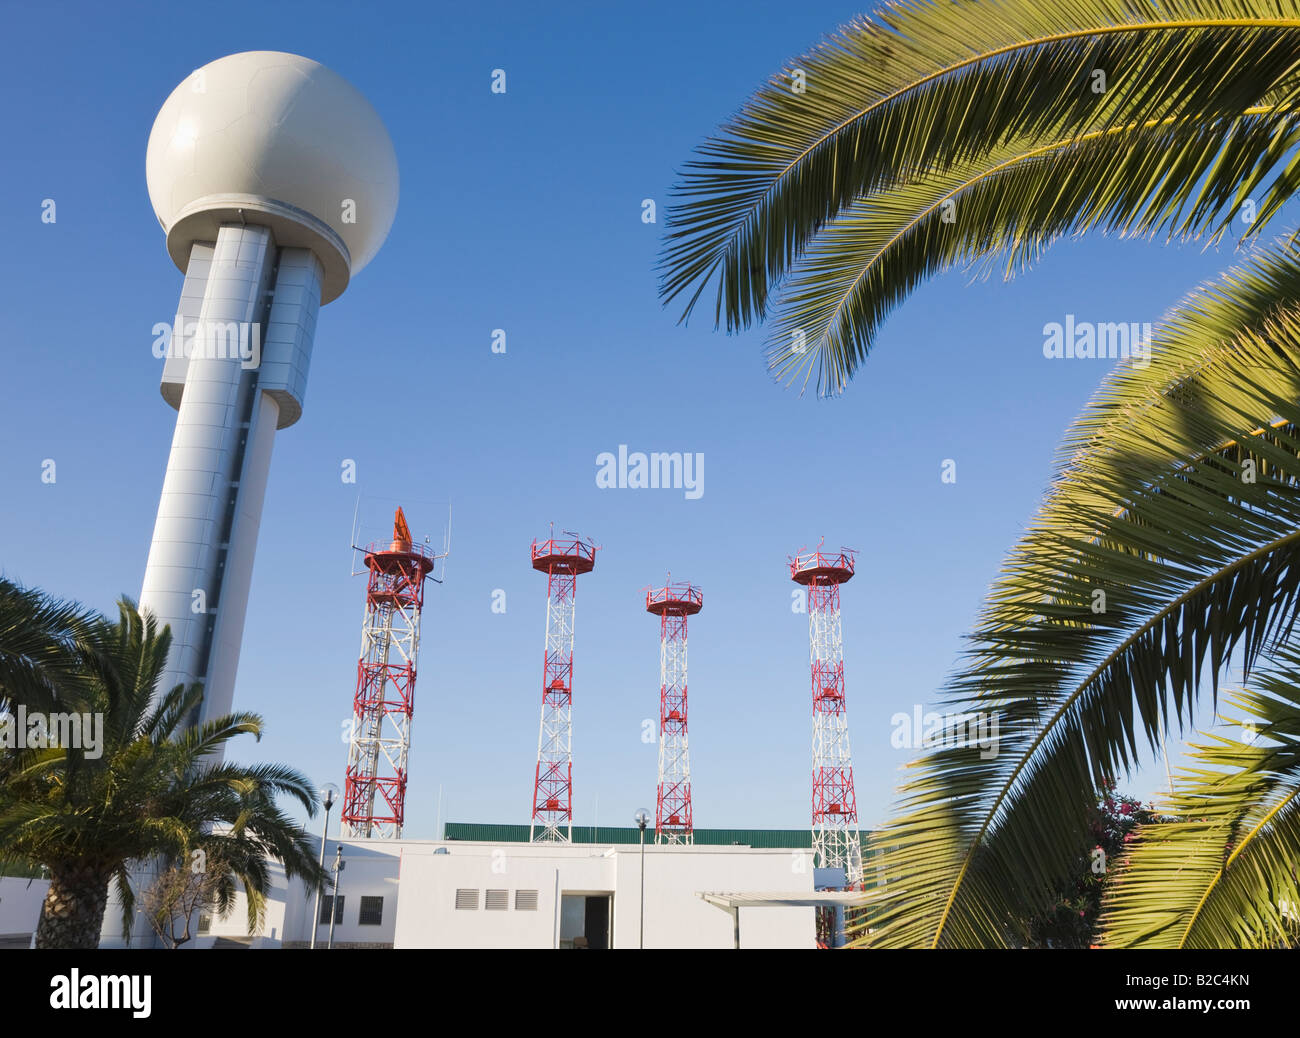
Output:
(146, 51), (398, 302)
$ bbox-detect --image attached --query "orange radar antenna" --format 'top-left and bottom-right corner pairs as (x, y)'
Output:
(391, 507), (413, 552)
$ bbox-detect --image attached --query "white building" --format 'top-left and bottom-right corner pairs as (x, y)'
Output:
(7, 827), (862, 949)
(189, 835), (824, 950)
(395, 840), (822, 949)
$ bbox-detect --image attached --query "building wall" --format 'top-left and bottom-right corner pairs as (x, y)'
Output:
(394, 843), (614, 949)
(0, 875), (49, 947)
(92, 835), (823, 949)
(198, 837), (403, 949)
(393, 841), (816, 949)
(613, 846), (814, 949)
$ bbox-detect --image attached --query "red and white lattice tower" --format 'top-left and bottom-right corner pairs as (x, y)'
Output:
(529, 533), (598, 843)
(791, 547), (863, 885)
(341, 508), (437, 839)
(646, 582), (702, 845)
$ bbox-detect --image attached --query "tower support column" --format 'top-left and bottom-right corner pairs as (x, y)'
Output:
(341, 509), (437, 839)
(791, 549), (863, 886)
(646, 583), (702, 845)
(139, 225), (277, 729)
(529, 535), (598, 843)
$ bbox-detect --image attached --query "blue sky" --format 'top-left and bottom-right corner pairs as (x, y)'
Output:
(0, 0), (1262, 837)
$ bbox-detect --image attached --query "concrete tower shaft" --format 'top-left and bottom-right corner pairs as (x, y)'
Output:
(140, 229), (324, 731)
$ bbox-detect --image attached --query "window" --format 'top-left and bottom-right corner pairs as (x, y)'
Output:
(515, 889), (539, 911)
(197, 913), (212, 934)
(485, 889), (508, 911)
(454, 888), (478, 910)
(358, 896), (384, 926)
(319, 895), (345, 924)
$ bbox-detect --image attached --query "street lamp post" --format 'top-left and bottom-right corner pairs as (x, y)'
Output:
(327, 844), (345, 950)
(310, 784), (338, 950)
(634, 808), (649, 949)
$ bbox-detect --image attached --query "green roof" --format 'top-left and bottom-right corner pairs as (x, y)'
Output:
(443, 822), (874, 853)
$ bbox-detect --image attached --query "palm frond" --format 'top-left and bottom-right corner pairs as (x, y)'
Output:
(0, 578), (99, 715)
(867, 240), (1300, 946)
(661, 0), (1300, 394)
(767, 107), (1300, 392)
(1100, 644), (1300, 947)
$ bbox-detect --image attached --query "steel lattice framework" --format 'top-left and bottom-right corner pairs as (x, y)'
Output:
(342, 509), (436, 839)
(530, 534), (598, 843)
(791, 548), (863, 885)
(646, 582), (703, 845)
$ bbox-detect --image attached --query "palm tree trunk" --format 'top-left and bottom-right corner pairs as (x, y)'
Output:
(35, 863), (112, 949)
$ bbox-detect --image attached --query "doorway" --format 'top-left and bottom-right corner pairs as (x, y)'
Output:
(559, 892), (612, 948)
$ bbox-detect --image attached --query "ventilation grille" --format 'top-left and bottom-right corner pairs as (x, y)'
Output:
(455, 888), (479, 910)
(515, 889), (539, 911)
(485, 889), (508, 911)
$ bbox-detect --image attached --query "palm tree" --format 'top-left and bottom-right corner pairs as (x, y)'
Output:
(659, 1), (1300, 946)
(0, 596), (326, 948)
